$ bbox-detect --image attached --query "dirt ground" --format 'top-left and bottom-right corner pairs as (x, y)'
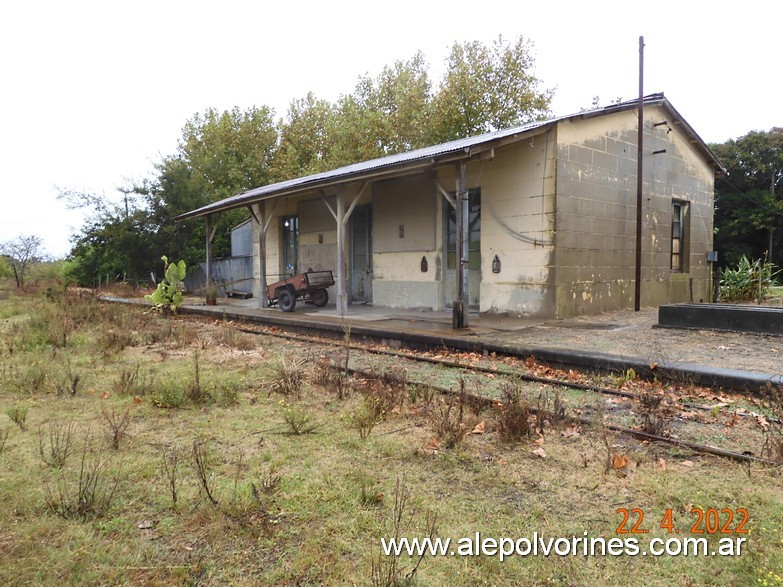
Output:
(490, 307), (783, 377)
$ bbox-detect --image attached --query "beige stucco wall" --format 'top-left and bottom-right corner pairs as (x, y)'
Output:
(247, 106), (714, 318)
(371, 173), (441, 308)
(553, 106), (715, 317)
(432, 131), (557, 315)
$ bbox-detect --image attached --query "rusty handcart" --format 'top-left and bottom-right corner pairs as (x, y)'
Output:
(266, 270), (334, 312)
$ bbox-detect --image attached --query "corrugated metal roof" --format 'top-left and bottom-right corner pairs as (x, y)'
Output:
(176, 92), (723, 221)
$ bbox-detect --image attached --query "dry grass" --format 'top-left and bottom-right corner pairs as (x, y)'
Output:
(0, 287), (781, 585)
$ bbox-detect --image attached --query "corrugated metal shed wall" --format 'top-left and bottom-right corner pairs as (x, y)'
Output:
(231, 221), (253, 257)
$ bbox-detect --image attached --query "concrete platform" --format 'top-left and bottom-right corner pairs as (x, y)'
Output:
(162, 297), (783, 393)
(658, 303), (783, 336)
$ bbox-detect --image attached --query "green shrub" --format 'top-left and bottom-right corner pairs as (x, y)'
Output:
(719, 256), (779, 302)
(280, 401), (317, 434)
(151, 382), (187, 408)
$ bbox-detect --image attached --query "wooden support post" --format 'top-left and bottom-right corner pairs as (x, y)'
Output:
(249, 200), (279, 308)
(253, 202), (269, 309)
(336, 187), (348, 315)
(326, 182), (368, 316)
(205, 213), (220, 295)
(453, 162), (469, 328)
(205, 215), (212, 293)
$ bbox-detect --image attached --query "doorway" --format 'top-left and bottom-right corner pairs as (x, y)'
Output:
(281, 215), (299, 277)
(350, 205), (372, 303)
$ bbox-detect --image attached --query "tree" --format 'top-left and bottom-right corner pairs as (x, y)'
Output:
(62, 36), (556, 284)
(0, 256), (12, 279)
(348, 52), (433, 153)
(147, 106), (279, 265)
(179, 106), (278, 201)
(273, 92), (337, 179)
(1, 234), (46, 287)
(430, 36), (553, 142)
(712, 128), (783, 267)
(59, 188), (159, 286)
(273, 37), (553, 173)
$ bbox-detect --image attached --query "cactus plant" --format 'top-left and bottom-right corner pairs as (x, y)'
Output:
(145, 256), (187, 313)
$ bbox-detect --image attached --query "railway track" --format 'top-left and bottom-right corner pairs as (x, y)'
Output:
(219, 319), (782, 466)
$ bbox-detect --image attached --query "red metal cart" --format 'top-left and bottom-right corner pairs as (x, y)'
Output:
(266, 270), (334, 312)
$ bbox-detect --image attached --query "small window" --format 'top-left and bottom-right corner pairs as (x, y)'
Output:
(671, 201), (687, 272)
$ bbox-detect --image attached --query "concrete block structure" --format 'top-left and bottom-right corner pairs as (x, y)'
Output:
(178, 93), (724, 319)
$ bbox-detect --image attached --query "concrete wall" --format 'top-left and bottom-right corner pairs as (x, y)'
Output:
(298, 196), (337, 274)
(553, 106), (715, 317)
(372, 173), (441, 309)
(246, 106), (714, 318)
(434, 131), (557, 316)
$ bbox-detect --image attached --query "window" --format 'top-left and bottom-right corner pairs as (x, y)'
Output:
(446, 189), (481, 270)
(282, 215), (299, 276)
(671, 201), (688, 272)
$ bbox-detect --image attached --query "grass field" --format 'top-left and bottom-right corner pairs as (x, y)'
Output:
(0, 284), (782, 586)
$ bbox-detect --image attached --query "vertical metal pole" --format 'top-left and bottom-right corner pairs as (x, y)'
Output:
(453, 162), (468, 328)
(770, 169), (776, 263)
(336, 187), (348, 315)
(205, 214), (212, 293)
(460, 163), (470, 325)
(634, 36), (644, 312)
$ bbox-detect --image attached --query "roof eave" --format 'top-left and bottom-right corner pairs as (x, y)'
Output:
(174, 123), (554, 222)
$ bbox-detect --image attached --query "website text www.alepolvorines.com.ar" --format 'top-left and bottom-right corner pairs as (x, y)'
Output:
(381, 531), (747, 562)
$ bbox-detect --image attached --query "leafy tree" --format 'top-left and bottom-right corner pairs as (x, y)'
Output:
(348, 52), (433, 153)
(712, 128), (783, 267)
(430, 36), (553, 142)
(179, 106), (278, 201)
(63, 36), (555, 284)
(0, 234), (46, 287)
(59, 190), (159, 286)
(273, 92), (336, 178)
(147, 106), (278, 264)
(274, 37), (551, 173)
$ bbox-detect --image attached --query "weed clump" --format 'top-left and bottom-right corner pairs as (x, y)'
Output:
(266, 354), (307, 397)
(38, 421), (75, 467)
(101, 408), (131, 450)
(496, 381), (532, 442)
(756, 384), (783, 462)
(6, 404), (28, 430)
(113, 363), (153, 397)
(279, 401), (317, 435)
(42, 432), (121, 519)
(636, 390), (671, 437)
(431, 380), (471, 449)
(348, 396), (384, 439)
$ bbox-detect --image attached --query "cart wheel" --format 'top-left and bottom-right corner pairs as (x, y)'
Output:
(310, 288), (329, 307)
(278, 289), (296, 312)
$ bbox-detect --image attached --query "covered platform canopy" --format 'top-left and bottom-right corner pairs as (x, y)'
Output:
(175, 93), (723, 327)
(175, 118), (560, 327)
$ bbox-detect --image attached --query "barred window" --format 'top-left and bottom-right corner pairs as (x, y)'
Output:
(671, 201), (687, 272)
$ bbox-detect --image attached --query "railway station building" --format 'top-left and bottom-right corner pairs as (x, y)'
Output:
(177, 93), (724, 320)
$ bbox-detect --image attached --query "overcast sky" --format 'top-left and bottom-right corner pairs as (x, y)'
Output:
(1, 0), (781, 258)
